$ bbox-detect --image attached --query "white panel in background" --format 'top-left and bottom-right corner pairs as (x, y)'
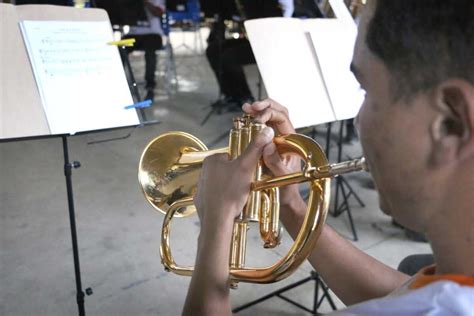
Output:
(329, 0), (357, 27)
(20, 21), (139, 135)
(245, 18), (336, 129)
(306, 19), (364, 120)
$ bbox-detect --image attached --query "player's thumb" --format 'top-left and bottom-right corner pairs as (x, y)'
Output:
(238, 127), (274, 170)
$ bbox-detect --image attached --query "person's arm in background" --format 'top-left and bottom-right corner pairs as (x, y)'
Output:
(278, 0), (295, 17)
(183, 128), (275, 315)
(145, 0), (164, 17)
(243, 99), (409, 306)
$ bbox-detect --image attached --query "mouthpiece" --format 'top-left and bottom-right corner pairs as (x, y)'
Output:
(315, 157), (368, 177)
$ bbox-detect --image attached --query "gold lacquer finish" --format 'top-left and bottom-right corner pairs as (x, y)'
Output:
(138, 132), (227, 217)
(138, 115), (367, 285)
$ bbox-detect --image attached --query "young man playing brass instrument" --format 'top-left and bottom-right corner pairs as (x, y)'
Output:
(183, 0), (474, 314)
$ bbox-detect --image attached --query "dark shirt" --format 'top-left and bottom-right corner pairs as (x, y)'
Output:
(15, 0), (69, 5)
(200, 0), (282, 20)
(241, 0), (283, 19)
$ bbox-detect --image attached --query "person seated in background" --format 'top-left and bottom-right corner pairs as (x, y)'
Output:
(183, 0), (474, 315)
(206, 0), (293, 111)
(122, 0), (165, 103)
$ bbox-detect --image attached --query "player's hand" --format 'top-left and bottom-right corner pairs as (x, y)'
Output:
(194, 127), (274, 235)
(242, 99), (303, 207)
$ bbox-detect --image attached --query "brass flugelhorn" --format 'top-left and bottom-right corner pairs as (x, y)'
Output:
(138, 114), (367, 286)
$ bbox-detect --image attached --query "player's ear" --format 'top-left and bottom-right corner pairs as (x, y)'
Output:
(429, 80), (474, 166)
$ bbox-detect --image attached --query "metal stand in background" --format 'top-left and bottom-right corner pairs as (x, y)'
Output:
(118, 46), (147, 121)
(62, 135), (93, 316)
(331, 121), (365, 241)
(257, 72), (263, 100)
(201, 13), (226, 126)
(233, 271), (336, 315)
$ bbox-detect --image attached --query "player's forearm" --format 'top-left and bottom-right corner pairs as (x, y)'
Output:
(308, 225), (409, 305)
(183, 219), (234, 316)
(280, 198), (409, 306)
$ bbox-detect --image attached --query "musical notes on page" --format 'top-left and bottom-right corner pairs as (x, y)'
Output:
(20, 21), (139, 135)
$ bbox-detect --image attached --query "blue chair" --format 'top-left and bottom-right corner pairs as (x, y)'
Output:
(167, 0), (203, 54)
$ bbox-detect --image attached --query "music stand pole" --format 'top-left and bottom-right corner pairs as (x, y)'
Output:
(201, 12), (225, 126)
(62, 135), (92, 316)
(233, 271), (336, 314)
(118, 45), (150, 123)
(332, 121), (365, 241)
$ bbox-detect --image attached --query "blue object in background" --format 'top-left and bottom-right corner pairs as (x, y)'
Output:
(167, 0), (201, 24)
(124, 99), (153, 110)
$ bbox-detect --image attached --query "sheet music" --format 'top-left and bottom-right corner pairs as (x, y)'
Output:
(307, 19), (363, 120)
(20, 21), (139, 135)
(245, 18), (336, 129)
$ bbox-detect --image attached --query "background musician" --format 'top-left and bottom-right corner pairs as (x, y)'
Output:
(184, 0), (474, 314)
(205, 0), (293, 111)
(122, 0), (165, 103)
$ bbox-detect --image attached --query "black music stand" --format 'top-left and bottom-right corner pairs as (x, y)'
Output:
(1, 125), (149, 316)
(200, 4), (232, 126)
(0, 6), (156, 315)
(305, 121), (364, 241)
(330, 120), (365, 241)
(233, 271), (336, 315)
(94, 0), (160, 124)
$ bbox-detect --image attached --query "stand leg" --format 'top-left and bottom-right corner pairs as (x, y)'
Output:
(325, 122), (332, 159)
(232, 272), (337, 314)
(302, 123), (331, 201)
(334, 122), (344, 213)
(257, 72), (263, 100)
(62, 136), (90, 316)
(331, 122), (365, 241)
(200, 107), (218, 126)
(341, 177), (365, 207)
(313, 272), (320, 314)
(202, 16), (225, 126)
(118, 46), (148, 123)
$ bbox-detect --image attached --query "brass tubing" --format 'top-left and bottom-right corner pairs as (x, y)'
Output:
(316, 157), (368, 176)
(141, 124), (369, 285)
(160, 197), (195, 276)
(177, 147), (229, 165)
(229, 179), (330, 284)
(239, 127), (250, 154)
(243, 123), (264, 221)
(252, 172), (310, 191)
(259, 188), (281, 248)
(230, 221), (249, 269)
(252, 157), (367, 191)
(229, 129), (240, 160)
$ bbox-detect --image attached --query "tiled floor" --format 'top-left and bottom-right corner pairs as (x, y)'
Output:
(0, 33), (431, 315)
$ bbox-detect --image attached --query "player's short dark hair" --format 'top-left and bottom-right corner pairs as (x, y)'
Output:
(366, 0), (474, 100)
